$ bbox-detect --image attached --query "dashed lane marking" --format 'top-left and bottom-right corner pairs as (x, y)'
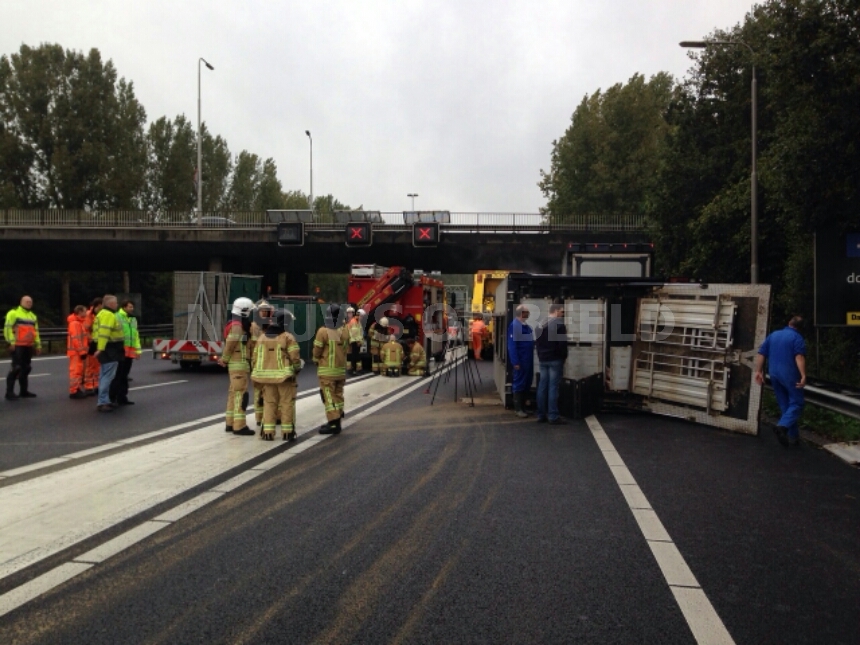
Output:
(128, 379), (188, 391)
(585, 415), (735, 645)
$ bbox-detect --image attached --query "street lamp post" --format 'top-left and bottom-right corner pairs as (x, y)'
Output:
(197, 58), (214, 226)
(407, 193), (418, 211)
(305, 130), (313, 211)
(680, 40), (758, 283)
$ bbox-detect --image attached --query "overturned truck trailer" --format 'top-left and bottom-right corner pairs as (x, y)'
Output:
(492, 274), (771, 435)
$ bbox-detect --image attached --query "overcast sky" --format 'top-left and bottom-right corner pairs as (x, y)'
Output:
(3, 1), (753, 213)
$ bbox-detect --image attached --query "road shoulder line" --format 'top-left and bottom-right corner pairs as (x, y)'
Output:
(585, 415), (735, 645)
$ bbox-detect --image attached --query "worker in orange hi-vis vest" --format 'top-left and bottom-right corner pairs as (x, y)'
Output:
(470, 314), (487, 361)
(67, 305), (89, 399)
(83, 297), (103, 395)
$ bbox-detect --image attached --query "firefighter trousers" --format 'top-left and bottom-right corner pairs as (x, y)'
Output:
(226, 371), (249, 430)
(254, 383), (264, 424)
(318, 376), (345, 422)
(262, 379), (297, 436)
(68, 353), (86, 394)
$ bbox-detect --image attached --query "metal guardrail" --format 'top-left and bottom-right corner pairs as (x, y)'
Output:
(0, 209), (646, 232)
(765, 376), (860, 422)
(18, 324), (174, 354)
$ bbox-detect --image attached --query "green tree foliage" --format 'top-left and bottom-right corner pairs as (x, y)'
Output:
(0, 44), (147, 209)
(226, 152), (286, 211)
(539, 72), (674, 222)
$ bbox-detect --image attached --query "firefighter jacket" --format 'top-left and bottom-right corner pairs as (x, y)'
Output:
(369, 322), (387, 350)
(251, 332), (301, 383)
(223, 319), (250, 373)
(66, 313), (87, 356)
(95, 308), (124, 350)
(118, 309), (142, 358)
(382, 340), (404, 368)
(347, 317), (364, 344)
(313, 325), (348, 379)
(407, 343), (427, 374)
(4, 306), (40, 349)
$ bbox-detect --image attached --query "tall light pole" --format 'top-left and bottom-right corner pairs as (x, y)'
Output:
(407, 193), (418, 210)
(197, 57), (214, 226)
(681, 39), (758, 283)
(305, 130), (313, 211)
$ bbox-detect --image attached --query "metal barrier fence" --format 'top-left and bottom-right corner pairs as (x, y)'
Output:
(0, 209), (646, 232)
(9, 324), (174, 355)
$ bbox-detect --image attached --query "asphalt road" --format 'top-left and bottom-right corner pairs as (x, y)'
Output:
(0, 352), (350, 472)
(0, 359), (858, 644)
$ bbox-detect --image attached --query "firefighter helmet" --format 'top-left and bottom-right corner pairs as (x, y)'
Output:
(231, 297), (255, 316)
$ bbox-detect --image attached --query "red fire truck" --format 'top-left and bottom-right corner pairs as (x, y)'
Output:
(347, 265), (448, 369)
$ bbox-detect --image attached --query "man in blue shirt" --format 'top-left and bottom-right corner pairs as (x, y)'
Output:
(754, 316), (807, 447)
(507, 304), (535, 418)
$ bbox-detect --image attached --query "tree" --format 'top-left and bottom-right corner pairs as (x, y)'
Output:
(539, 73), (675, 223)
(0, 44), (147, 209)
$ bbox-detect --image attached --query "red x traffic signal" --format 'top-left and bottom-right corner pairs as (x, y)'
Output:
(412, 222), (440, 247)
(345, 222), (372, 247)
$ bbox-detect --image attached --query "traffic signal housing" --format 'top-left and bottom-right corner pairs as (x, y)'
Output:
(345, 221), (372, 247)
(412, 222), (440, 247)
(277, 222), (305, 246)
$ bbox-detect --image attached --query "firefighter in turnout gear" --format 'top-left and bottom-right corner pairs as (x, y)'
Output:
(382, 335), (404, 377)
(405, 337), (427, 376)
(249, 299), (275, 428)
(346, 306), (364, 375)
(313, 303), (348, 435)
(219, 297), (255, 435)
(368, 316), (389, 374)
(67, 305), (88, 399)
(251, 310), (302, 441)
(83, 297), (102, 395)
(5, 295), (41, 400)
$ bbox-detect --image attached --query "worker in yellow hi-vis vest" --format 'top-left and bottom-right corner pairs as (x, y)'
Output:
(313, 304), (349, 435)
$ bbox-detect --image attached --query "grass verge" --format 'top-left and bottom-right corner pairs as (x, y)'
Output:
(762, 390), (860, 443)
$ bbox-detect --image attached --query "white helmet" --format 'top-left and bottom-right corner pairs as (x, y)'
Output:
(346, 306), (356, 314)
(380, 317), (389, 326)
(357, 308), (366, 316)
(231, 297), (255, 316)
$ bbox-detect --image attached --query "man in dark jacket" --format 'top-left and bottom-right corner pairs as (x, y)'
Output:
(535, 303), (568, 424)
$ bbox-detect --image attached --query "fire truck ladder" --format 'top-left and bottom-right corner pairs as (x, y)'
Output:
(357, 266), (413, 313)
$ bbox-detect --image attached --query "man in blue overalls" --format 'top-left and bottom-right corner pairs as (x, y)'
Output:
(754, 316), (807, 447)
(507, 304), (535, 418)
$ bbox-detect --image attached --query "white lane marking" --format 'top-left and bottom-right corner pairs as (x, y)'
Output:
(585, 415), (735, 645)
(0, 355), (463, 617)
(152, 492), (225, 523)
(0, 562), (93, 616)
(1, 383), (345, 479)
(1, 458), (70, 478)
(0, 349), (153, 365)
(26, 373), (51, 378)
(73, 522), (168, 565)
(127, 380), (188, 391)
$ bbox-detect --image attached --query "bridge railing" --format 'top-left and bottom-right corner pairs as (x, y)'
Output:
(0, 209), (646, 231)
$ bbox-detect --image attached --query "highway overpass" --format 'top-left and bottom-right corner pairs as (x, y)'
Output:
(0, 210), (649, 278)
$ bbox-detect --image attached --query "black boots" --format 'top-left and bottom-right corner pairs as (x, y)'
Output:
(318, 418), (342, 435)
(513, 393), (530, 418)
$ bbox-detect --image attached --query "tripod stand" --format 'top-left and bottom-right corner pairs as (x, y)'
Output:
(427, 332), (482, 407)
